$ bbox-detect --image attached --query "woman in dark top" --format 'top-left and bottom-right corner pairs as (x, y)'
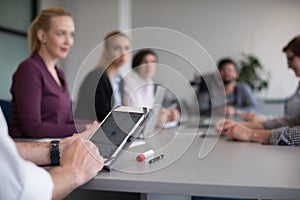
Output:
(75, 31), (130, 121)
(10, 7), (85, 138)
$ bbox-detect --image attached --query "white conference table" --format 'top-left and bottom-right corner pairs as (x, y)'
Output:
(81, 127), (300, 199)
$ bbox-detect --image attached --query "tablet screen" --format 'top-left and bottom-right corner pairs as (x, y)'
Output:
(90, 111), (144, 159)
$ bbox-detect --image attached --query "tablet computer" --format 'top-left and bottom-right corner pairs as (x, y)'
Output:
(89, 106), (150, 166)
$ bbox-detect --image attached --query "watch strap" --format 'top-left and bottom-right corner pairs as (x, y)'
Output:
(50, 140), (60, 166)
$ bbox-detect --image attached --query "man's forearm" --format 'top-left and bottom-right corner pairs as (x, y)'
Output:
(15, 138), (73, 165)
(15, 142), (51, 165)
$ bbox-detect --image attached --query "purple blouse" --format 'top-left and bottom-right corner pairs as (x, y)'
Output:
(10, 53), (80, 138)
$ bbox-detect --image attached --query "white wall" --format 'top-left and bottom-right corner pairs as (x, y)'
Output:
(39, 0), (300, 101)
(132, 0), (300, 99)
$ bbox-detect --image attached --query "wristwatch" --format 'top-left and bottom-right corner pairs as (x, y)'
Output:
(50, 140), (60, 166)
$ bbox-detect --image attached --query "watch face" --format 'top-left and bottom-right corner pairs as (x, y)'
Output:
(51, 140), (60, 165)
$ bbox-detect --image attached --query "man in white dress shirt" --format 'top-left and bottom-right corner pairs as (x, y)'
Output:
(0, 106), (104, 199)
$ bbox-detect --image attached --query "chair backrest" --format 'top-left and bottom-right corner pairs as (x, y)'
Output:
(0, 99), (11, 128)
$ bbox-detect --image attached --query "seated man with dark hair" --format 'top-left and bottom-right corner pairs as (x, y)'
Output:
(198, 58), (257, 117)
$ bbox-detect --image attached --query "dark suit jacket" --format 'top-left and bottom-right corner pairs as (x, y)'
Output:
(75, 67), (124, 121)
(95, 68), (124, 121)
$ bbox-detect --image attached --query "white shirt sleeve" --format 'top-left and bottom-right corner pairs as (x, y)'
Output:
(0, 107), (54, 200)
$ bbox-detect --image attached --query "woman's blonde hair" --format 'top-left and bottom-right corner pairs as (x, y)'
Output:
(97, 30), (129, 68)
(28, 7), (72, 56)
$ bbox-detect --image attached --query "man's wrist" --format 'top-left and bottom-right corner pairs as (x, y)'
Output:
(250, 130), (271, 144)
(59, 139), (67, 157)
(59, 135), (77, 157)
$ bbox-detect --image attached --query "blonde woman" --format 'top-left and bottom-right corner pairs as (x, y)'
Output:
(75, 31), (130, 121)
(10, 7), (85, 138)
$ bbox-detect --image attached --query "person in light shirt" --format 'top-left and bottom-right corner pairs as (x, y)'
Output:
(123, 49), (180, 125)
